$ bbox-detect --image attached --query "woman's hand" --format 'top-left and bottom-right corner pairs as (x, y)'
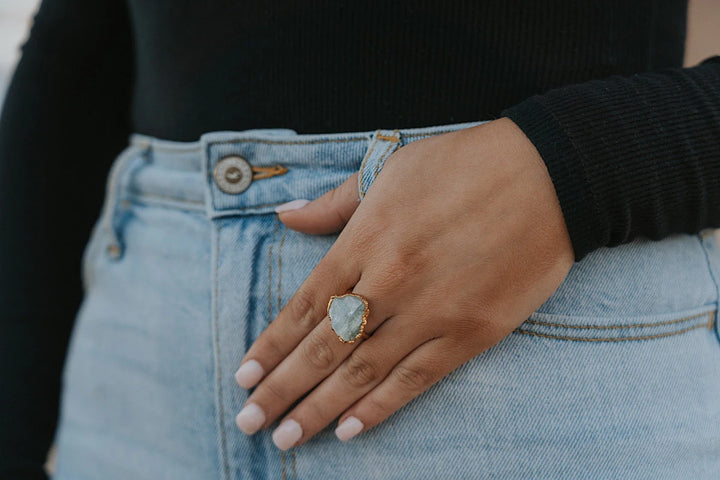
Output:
(233, 117), (575, 450)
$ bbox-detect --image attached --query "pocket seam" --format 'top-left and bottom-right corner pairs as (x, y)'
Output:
(514, 309), (716, 342)
(523, 310), (712, 330)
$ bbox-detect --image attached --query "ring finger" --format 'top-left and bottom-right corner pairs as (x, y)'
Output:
(270, 312), (436, 449)
(235, 280), (391, 433)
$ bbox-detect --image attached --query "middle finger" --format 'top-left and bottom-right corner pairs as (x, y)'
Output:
(235, 278), (389, 433)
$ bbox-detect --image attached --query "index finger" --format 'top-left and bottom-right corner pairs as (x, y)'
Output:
(235, 237), (360, 388)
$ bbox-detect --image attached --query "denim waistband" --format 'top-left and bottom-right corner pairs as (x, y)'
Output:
(96, 121), (720, 344)
(115, 121), (486, 218)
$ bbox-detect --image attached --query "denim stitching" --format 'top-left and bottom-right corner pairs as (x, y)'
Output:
(101, 145), (148, 258)
(367, 142), (397, 195)
(697, 232), (720, 345)
(376, 132), (401, 143)
(360, 132), (401, 198)
(370, 130), (400, 189)
(215, 127), (460, 147)
(401, 128), (457, 138)
(514, 312), (714, 342)
(210, 201), (302, 217)
(371, 141), (397, 185)
(358, 132), (380, 199)
(281, 451), (288, 480)
(222, 137), (368, 146)
(268, 217), (280, 326)
(246, 201), (301, 209)
(100, 146), (135, 241)
(275, 223), (297, 479)
(212, 223), (231, 480)
(524, 310), (713, 330)
(291, 449), (297, 480)
(126, 194), (205, 212)
(698, 234), (720, 293)
(277, 225), (287, 315)
(227, 201), (301, 210)
(149, 125), (471, 156)
(275, 219), (290, 479)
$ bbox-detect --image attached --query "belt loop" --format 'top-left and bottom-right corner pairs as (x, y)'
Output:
(357, 128), (402, 201)
(101, 138), (150, 260)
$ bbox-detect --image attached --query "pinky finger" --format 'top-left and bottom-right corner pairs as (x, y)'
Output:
(334, 336), (464, 442)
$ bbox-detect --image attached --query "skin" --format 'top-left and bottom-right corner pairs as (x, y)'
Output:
(235, 117), (575, 448)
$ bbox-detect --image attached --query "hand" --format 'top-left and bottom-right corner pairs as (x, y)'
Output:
(232, 117), (575, 450)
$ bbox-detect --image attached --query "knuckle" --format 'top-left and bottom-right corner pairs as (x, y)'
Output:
(290, 288), (322, 331)
(328, 183), (345, 205)
(368, 245), (427, 294)
(259, 333), (286, 362)
(368, 259), (410, 293)
(445, 312), (480, 337)
(346, 210), (386, 249)
(445, 302), (497, 345)
(305, 397), (330, 422)
(342, 352), (381, 388)
(301, 333), (336, 371)
(263, 379), (290, 404)
(393, 364), (432, 393)
(291, 399), (330, 433)
(364, 393), (393, 417)
(346, 224), (380, 256)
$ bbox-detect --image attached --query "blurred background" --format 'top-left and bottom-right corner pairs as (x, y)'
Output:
(0, 0), (36, 104)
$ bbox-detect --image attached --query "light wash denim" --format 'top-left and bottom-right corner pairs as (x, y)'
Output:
(52, 121), (720, 479)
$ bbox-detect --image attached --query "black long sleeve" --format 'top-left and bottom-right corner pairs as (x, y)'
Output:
(0, 0), (133, 477)
(503, 57), (720, 261)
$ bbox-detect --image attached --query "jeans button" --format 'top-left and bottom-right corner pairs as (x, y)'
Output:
(214, 155), (253, 194)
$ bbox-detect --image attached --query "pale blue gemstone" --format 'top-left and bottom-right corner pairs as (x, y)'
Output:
(329, 295), (366, 341)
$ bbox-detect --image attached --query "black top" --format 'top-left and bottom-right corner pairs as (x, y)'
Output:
(1, 1), (719, 477)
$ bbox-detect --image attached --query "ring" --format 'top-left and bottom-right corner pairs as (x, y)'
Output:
(327, 292), (370, 344)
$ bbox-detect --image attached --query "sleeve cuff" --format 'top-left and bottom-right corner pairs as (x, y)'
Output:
(501, 98), (603, 261)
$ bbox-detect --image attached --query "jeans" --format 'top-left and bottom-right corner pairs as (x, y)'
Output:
(52, 121), (720, 479)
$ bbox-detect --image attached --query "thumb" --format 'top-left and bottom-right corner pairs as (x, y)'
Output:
(275, 171), (361, 234)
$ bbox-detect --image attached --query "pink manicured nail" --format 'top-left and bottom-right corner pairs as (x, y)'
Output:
(335, 416), (364, 441)
(235, 403), (265, 434)
(272, 419), (303, 450)
(235, 359), (264, 389)
(275, 199), (310, 213)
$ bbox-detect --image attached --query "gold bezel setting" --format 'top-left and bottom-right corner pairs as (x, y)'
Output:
(327, 292), (370, 344)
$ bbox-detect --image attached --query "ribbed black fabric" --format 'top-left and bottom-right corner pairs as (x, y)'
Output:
(127, 0), (688, 139)
(503, 56), (720, 259)
(0, 1), (718, 478)
(0, 1), (133, 478)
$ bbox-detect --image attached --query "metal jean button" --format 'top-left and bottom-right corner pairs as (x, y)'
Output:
(214, 155), (253, 194)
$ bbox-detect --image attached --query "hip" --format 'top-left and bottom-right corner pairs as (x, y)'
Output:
(52, 122), (720, 479)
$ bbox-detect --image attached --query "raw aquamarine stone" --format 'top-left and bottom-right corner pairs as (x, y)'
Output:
(329, 294), (367, 342)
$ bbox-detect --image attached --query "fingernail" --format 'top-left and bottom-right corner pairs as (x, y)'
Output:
(235, 403), (266, 434)
(335, 416), (364, 441)
(235, 359), (264, 389)
(272, 419), (303, 450)
(275, 199), (310, 213)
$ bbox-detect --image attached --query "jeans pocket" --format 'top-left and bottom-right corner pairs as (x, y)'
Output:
(514, 306), (716, 342)
(512, 233), (720, 343)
